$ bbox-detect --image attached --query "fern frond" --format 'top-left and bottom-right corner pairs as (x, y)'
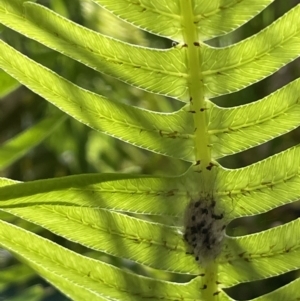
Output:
(0, 0), (299, 300)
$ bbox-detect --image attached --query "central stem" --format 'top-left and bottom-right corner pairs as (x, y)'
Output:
(180, 1), (218, 299)
(180, 0), (211, 172)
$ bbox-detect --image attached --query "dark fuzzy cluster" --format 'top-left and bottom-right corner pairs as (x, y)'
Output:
(183, 196), (226, 265)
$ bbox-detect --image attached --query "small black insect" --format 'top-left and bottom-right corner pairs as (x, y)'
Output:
(201, 228), (208, 234)
(197, 221), (205, 230)
(201, 208), (209, 214)
(212, 213), (224, 220)
(191, 226), (198, 234)
(183, 196), (226, 265)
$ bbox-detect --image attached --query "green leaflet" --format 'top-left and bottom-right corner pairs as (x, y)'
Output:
(2, 205), (194, 274)
(219, 219), (300, 287)
(210, 78), (300, 157)
(0, 220), (206, 301)
(201, 4), (300, 97)
(0, 115), (66, 170)
(0, 172), (189, 216)
(218, 145), (300, 219)
(92, 0), (274, 41)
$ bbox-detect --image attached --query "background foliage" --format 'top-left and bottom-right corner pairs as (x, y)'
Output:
(0, 0), (300, 300)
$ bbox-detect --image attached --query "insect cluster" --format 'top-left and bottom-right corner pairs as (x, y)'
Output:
(183, 196), (226, 265)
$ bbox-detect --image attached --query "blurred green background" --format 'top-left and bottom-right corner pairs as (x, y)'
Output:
(0, 0), (299, 300)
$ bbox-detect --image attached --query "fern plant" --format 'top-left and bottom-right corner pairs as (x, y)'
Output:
(0, 0), (300, 300)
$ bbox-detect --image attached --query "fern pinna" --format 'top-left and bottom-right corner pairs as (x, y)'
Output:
(0, 1), (300, 300)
